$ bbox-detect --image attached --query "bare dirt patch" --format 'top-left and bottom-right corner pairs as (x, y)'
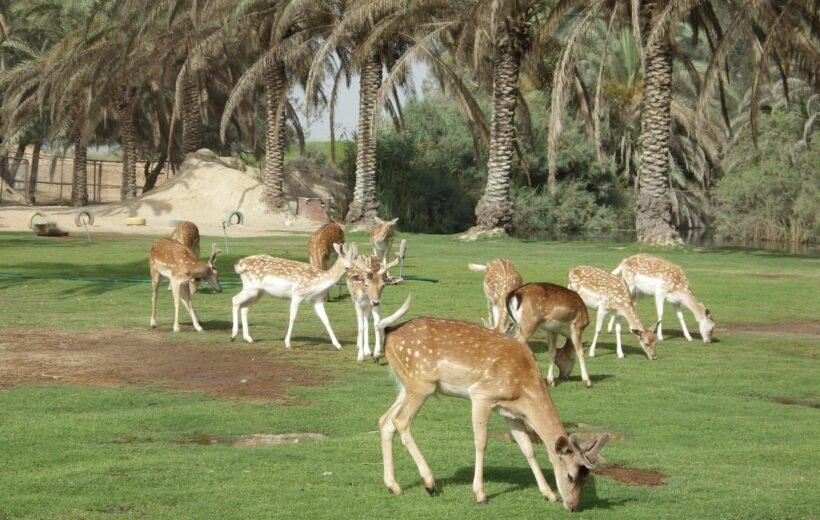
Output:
(0, 328), (331, 402)
(721, 321), (820, 337)
(593, 465), (667, 487)
(771, 397), (820, 409)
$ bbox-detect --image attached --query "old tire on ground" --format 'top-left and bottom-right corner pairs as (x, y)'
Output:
(74, 210), (94, 227)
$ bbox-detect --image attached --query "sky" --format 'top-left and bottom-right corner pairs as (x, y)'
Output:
(299, 61), (429, 142)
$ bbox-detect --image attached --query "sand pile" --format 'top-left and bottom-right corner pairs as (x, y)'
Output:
(0, 149), (347, 237)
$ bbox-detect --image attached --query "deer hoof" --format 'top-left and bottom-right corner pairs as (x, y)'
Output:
(244, 337), (254, 344)
(387, 484), (401, 496)
(426, 486), (438, 497)
(548, 379), (556, 388)
(584, 380), (593, 388)
(477, 499), (489, 506)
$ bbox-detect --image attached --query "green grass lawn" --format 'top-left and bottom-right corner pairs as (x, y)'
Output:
(0, 232), (818, 519)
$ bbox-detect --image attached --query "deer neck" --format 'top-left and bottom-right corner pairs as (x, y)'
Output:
(676, 289), (706, 322)
(308, 255), (347, 292)
(617, 300), (645, 332)
(525, 395), (569, 464)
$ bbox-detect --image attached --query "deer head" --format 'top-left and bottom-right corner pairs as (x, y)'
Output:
(699, 307), (715, 343)
(204, 243), (222, 293)
(552, 434), (610, 512)
(631, 320), (660, 359)
(349, 255), (401, 307)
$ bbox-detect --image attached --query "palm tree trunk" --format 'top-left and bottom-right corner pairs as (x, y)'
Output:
(263, 60), (287, 209)
(475, 21), (525, 232)
(117, 89), (138, 200)
(72, 137), (88, 207)
(345, 55), (382, 228)
(181, 69), (202, 156)
(27, 140), (42, 204)
(635, 1), (680, 245)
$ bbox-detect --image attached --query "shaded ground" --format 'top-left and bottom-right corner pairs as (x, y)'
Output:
(721, 320), (820, 337)
(593, 465), (667, 487)
(0, 328), (331, 402)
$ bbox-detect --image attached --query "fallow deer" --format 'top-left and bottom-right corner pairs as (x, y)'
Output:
(468, 258), (523, 333)
(169, 220), (201, 294)
(376, 296), (609, 511)
(230, 243), (358, 349)
(308, 221), (345, 270)
(506, 283), (593, 388)
(611, 254), (714, 343)
(371, 217), (398, 262)
(347, 254), (401, 362)
(150, 240), (222, 332)
(568, 266), (658, 360)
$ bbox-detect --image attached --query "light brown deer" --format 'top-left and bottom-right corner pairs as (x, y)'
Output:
(168, 220), (201, 293)
(612, 254), (714, 343)
(308, 221), (345, 270)
(150, 240), (222, 332)
(468, 258), (523, 333)
(347, 254), (401, 362)
(376, 297), (609, 511)
(371, 217), (398, 262)
(568, 266), (658, 360)
(230, 243), (358, 348)
(507, 283), (593, 388)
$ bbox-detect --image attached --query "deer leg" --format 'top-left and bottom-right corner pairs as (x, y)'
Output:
(392, 389), (437, 496)
(362, 306), (372, 359)
(231, 288), (261, 343)
(379, 386), (406, 495)
(504, 417), (557, 502)
(589, 308), (606, 357)
(546, 331), (558, 387)
(171, 280), (182, 332)
(471, 399), (494, 504)
(284, 296), (303, 349)
(312, 300), (342, 350)
(179, 283), (203, 332)
(572, 326), (592, 388)
(606, 315), (615, 333)
(150, 268), (160, 328)
(615, 317), (624, 358)
(354, 302), (365, 362)
(372, 306), (382, 360)
(674, 303), (693, 341)
(654, 292), (666, 341)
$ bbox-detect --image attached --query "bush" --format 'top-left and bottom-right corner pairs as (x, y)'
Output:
(713, 109), (819, 244)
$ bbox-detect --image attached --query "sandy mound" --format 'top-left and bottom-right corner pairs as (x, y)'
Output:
(0, 149), (347, 237)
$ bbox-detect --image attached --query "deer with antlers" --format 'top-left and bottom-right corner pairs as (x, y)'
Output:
(376, 296), (609, 511)
(507, 283), (593, 388)
(371, 217), (398, 262)
(568, 266), (658, 360)
(611, 254), (714, 343)
(308, 221), (345, 270)
(347, 254), (401, 362)
(230, 243), (358, 348)
(168, 220), (201, 293)
(150, 240), (222, 332)
(468, 258), (523, 333)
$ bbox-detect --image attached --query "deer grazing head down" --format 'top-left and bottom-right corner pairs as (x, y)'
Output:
(375, 297), (609, 511)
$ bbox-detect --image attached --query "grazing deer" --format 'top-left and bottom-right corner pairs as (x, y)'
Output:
(231, 243), (358, 348)
(611, 254), (714, 343)
(347, 254), (401, 362)
(376, 296), (609, 511)
(568, 266), (658, 360)
(507, 283), (593, 388)
(308, 221), (345, 270)
(169, 220), (201, 293)
(468, 258), (523, 333)
(371, 217), (398, 262)
(150, 240), (222, 332)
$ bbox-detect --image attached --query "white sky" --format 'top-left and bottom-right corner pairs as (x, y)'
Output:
(298, 62), (429, 142)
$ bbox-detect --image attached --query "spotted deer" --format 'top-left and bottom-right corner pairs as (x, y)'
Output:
(376, 296), (609, 511)
(506, 283), (593, 388)
(168, 220), (201, 293)
(468, 259), (523, 333)
(230, 243), (358, 348)
(611, 254), (714, 343)
(371, 217), (398, 262)
(308, 221), (345, 270)
(150, 240), (222, 332)
(347, 254), (401, 362)
(568, 266), (658, 360)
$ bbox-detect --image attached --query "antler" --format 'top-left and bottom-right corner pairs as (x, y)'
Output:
(378, 254), (401, 275)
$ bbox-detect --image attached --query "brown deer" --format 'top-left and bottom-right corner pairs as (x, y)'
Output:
(376, 297), (609, 511)
(308, 221), (345, 270)
(347, 254), (401, 362)
(612, 254), (714, 343)
(230, 243), (358, 348)
(169, 220), (201, 294)
(507, 283), (593, 388)
(149, 240), (222, 332)
(371, 217), (398, 262)
(568, 265), (658, 360)
(468, 258), (523, 333)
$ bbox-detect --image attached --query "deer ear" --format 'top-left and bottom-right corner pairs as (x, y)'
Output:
(374, 216), (384, 224)
(705, 308), (712, 318)
(582, 433), (610, 465)
(630, 328), (643, 337)
(554, 436), (572, 455)
(390, 217), (398, 225)
(651, 320), (662, 333)
(569, 434), (594, 469)
(333, 242), (343, 255)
